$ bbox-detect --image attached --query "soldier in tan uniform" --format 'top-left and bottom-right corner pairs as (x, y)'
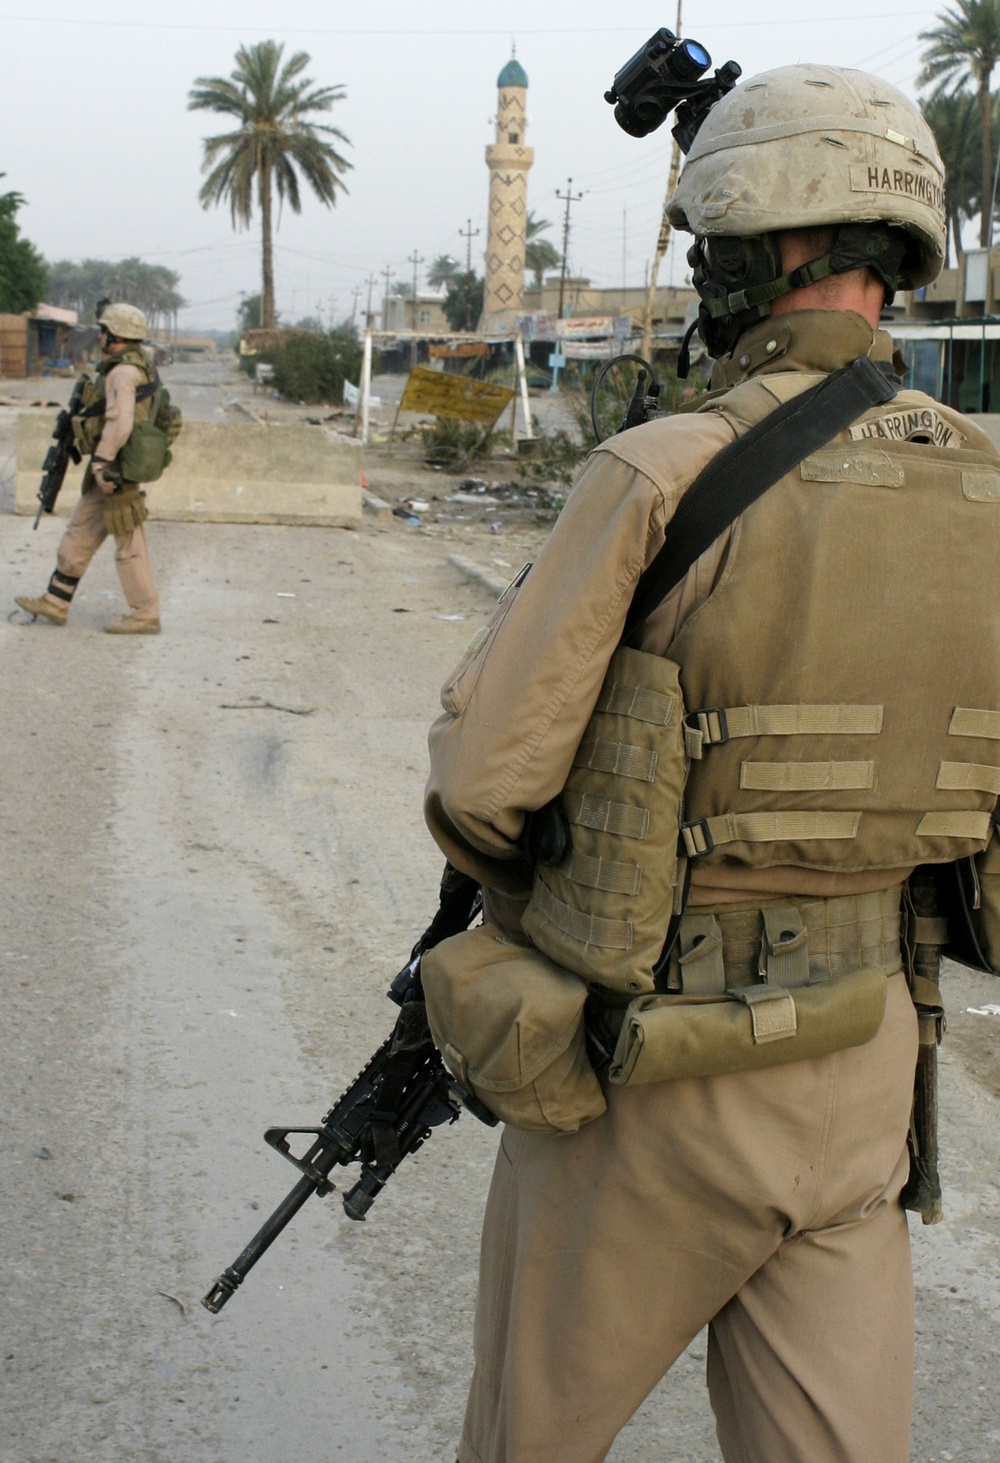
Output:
(16, 302), (162, 634)
(424, 68), (1000, 1463)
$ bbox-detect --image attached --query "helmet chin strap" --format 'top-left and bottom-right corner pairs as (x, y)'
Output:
(690, 223), (910, 360)
(702, 254), (834, 321)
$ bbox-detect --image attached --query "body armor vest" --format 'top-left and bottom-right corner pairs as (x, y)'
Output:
(73, 347), (157, 459)
(670, 377), (1000, 875)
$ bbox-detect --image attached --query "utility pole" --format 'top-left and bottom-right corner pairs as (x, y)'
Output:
(365, 273), (377, 330)
(381, 264), (394, 332)
(641, 0), (684, 361)
(351, 285), (362, 330)
(555, 178), (584, 320)
(408, 249), (424, 330)
(458, 219), (480, 330)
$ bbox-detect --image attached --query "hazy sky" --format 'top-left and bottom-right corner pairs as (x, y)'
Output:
(0, 1), (942, 330)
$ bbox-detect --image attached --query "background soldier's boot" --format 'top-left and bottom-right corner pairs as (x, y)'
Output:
(14, 570), (80, 625)
(13, 568), (81, 624)
(104, 616), (161, 635)
(14, 595), (66, 626)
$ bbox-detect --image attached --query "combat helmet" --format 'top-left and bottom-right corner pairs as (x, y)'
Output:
(98, 302), (148, 342)
(667, 65), (946, 357)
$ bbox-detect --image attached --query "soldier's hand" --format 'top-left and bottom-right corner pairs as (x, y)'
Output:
(91, 458), (115, 493)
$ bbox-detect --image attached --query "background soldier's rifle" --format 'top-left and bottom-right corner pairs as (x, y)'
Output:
(202, 865), (494, 1314)
(33, 375), (87, 528)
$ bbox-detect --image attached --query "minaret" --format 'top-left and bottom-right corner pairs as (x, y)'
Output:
(481, 50), (534, 335)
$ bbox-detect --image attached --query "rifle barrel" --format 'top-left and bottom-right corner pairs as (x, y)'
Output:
(202, 1171), (319, 1313)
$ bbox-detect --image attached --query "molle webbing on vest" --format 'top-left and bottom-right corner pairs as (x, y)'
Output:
(915, 812), (993, 840)
(681, 811), (861, 857)
(949, 707), (1000, 739)
(935, 762), (1000, 795)
(562, 792), (650, 841)
(596, 679), (676, 725)
(685, 703), (884, 758)
(523, 644), (688, 995)
(574, 739), (658, 783)
(561, 850), (643, 897)
(740, 760), (875, 791)
(530, 880), (633, 951)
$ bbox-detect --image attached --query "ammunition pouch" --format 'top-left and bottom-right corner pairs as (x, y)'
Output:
(421, 923), (606, 1134)
(592, 888), (901, 1086)
(102, 486), (149, 536)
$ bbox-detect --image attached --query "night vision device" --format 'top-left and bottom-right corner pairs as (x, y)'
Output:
(605, 27), (741, 153)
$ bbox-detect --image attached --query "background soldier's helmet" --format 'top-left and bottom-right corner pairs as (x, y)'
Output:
(97, 302), (148, 341)
(667, 65), (947, 357)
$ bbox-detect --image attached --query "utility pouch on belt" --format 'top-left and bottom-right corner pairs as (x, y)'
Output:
(421, 924), (607, 1133)
(102, 486), (149, 536)
(602, 888), (901, 1085)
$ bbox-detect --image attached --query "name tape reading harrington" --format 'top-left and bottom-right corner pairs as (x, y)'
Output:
(849, 164), (944, 220)
(850, 407), (960, 450)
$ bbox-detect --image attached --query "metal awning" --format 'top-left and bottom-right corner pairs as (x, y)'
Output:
(890, 320), (1000, 341)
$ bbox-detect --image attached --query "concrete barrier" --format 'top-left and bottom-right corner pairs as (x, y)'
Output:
(15, 415), (362, 527)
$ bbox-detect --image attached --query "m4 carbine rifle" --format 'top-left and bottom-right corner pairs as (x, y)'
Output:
(33, 375), (87, 528)
(202, 865), (494, 1315)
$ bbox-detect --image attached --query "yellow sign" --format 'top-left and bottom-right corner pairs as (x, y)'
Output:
(399, 366), (514, 426)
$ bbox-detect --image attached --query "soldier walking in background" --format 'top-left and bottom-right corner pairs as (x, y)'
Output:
(16, 302), (164, 634)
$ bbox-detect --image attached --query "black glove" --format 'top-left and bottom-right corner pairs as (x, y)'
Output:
(520, 797), (570, 867)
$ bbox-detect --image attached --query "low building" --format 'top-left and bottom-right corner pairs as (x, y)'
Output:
(380, 293), (451, 334)
(893, 248), (1000, 411)
(521, 276), (697, 342)
(1, 305), (94, 378)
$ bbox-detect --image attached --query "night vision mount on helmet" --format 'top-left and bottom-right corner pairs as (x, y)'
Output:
(604, 26), (741, 153)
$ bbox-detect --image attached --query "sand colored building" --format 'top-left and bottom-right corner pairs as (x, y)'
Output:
(480, 53), (534, 335)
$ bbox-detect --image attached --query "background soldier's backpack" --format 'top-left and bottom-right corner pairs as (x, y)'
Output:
(119, 381), (182, 483)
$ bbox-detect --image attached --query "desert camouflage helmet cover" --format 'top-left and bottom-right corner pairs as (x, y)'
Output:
(668, 65), (946, 288)
(98, 302), (148, 341)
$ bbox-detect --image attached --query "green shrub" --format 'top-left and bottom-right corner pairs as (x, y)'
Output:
(264, 330), (363, 405)
(516, 429), (589, 488)
(420, 417), (508, 467)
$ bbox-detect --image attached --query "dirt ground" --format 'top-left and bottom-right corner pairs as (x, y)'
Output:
(1, 364), (999, 1462)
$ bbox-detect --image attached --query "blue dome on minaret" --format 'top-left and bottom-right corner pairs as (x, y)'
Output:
(498, 54), (528, 88)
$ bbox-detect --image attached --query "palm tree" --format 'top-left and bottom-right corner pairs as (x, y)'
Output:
(920, 1), (1000, 245)
(188, 39), (351, 329)
(427, 254), (461, 290)
(921, 91), (982, 262)
(524, 211), (561, 289)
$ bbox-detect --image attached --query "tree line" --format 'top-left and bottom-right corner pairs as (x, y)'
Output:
(0, 177), (185, 328)
(45, 258), (185, 331)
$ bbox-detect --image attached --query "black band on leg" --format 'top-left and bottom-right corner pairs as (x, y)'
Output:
(48, 571), (79, 603)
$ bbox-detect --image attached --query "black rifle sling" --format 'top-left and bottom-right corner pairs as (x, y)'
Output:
(622, 355), (899, 642)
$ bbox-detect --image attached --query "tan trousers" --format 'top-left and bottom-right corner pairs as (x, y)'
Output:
(458, 971), (918, 1463)
(49, 486), (159, 622)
